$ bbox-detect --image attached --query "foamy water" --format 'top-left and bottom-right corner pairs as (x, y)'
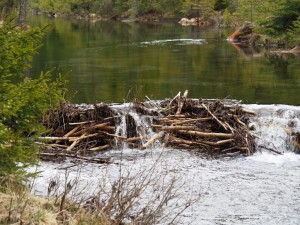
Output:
(30, 104), (300, 224)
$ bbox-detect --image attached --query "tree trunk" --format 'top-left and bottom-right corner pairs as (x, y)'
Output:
(18, 0), (27, 25)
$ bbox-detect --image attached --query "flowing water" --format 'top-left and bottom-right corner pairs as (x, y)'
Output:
(30, 103), (300, 225)
(28, 16), (300, 224)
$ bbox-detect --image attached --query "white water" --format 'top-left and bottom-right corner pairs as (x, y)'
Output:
(30, 104), (300, 224)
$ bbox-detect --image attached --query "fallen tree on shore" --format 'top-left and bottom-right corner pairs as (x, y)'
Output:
(41, 91), (259, 160)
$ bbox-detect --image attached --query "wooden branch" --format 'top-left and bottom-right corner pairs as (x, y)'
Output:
(99, 131), (125, 140)
(69, 133), (99, 142)
(38, 153), (111, 164)
(64, 126), (79, 137)
(40, 137), (71, 141)
(201, 103), (229, 131)
(168, 91), (181, 108)
(125, 136), (143, 142)
(258, 145), (283, 155)
(233, 115), (247, 127)
(176, 90), (188, 115)
(69, 121), (94, 125)
(67, 133), (86, 151)
(167, 114), (186, 119)
(103, 115), (122, 121)
(100, 126), (115, 132)
(140, 131), (165, 150)
(176, 130), (233, 139)
(161, 125), (198, 131)
(46, 144), (68, 149)
(169, 136), (195, 145)
(241, 108), (258, 116)
(171, 117), (211, 126)
(73, 122), (111, 136)
(89, 144), (110, 151)
(201, 139), (234, 146)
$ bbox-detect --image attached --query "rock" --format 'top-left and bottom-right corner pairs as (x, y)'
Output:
(291, 131), (300, 154)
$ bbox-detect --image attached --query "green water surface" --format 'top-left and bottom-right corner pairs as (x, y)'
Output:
(29, 16), (300, 105)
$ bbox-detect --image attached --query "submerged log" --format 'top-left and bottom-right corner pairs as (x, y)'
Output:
(140, 131), (165, 150)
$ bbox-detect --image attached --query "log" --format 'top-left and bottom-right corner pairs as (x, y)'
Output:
(161, 125), (198, 131)
(67, 133), (86, 151)
(38, 152), (111, 164)
(69, 133), (99, 142)
(169, 136), (195, 145)
(201, 139), (234, 146)
(167, 114), (187, 119)
(125, 136), (143, 142)
(241, 108), (258, 116)
(171, 117), (211, 126)
(140, 131), (165, 150)
(64, 126), (80, 137)
(89, 144), (110, 151)
(176, 130), (233, 139)
(69, 121), (94, 125)
(73, 122), (111, 136)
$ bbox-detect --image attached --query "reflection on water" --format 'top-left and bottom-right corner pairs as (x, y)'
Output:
(29, 16), (300, 105)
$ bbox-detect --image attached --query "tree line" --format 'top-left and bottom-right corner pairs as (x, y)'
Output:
(1, 0), (299, 43)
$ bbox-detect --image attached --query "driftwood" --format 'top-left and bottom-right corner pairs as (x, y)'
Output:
(41, 91), (258, 161)
(140, 131), (165, 150)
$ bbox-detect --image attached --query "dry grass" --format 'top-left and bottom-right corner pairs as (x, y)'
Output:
(0, 190), (112, 225)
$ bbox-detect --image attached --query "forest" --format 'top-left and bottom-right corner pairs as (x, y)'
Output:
(0, 0), (300, 43)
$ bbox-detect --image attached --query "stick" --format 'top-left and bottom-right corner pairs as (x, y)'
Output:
(171, 117), (211, 125)
(176, 90), (188, 115)
(125, 136), (143, 142)
(46, 144), (68, 149)
(201, 139), (234, 146)
(258, 145), (283, 155)
(69, 121), (94, 125)
(64, 126), (80, 137)
(69, 133), (99, 142)
(176, 130), (233, 139)
(67, 133), (86, 151)
(201, 103), (229, 131)
(140, 131), (165, 150)
(241, 108), (258, 116)
(89, 145), (110, 151)
(73, 122), (111, 136)
(161, 125), (198, 131)
(40, 137), (71, 141)
(38, 153), (111, 164)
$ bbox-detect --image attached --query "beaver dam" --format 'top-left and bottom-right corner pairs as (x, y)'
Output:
(39, 91), (271, 162)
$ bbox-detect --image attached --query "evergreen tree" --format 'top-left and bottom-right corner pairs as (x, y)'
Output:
(0, 21), (65, 182)
(259, 0), (300, 40)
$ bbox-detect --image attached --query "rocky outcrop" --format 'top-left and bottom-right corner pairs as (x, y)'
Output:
(178, 17), (214, 26)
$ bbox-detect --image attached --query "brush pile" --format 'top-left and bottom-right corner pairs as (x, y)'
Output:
(41, 91), (258, 160)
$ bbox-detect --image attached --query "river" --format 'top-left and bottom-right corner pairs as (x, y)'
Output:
(29, 16), (300, 105)
(28, 16), (300, 224)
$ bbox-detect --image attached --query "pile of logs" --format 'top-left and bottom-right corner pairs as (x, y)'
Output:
(40, 91), (258, 161)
